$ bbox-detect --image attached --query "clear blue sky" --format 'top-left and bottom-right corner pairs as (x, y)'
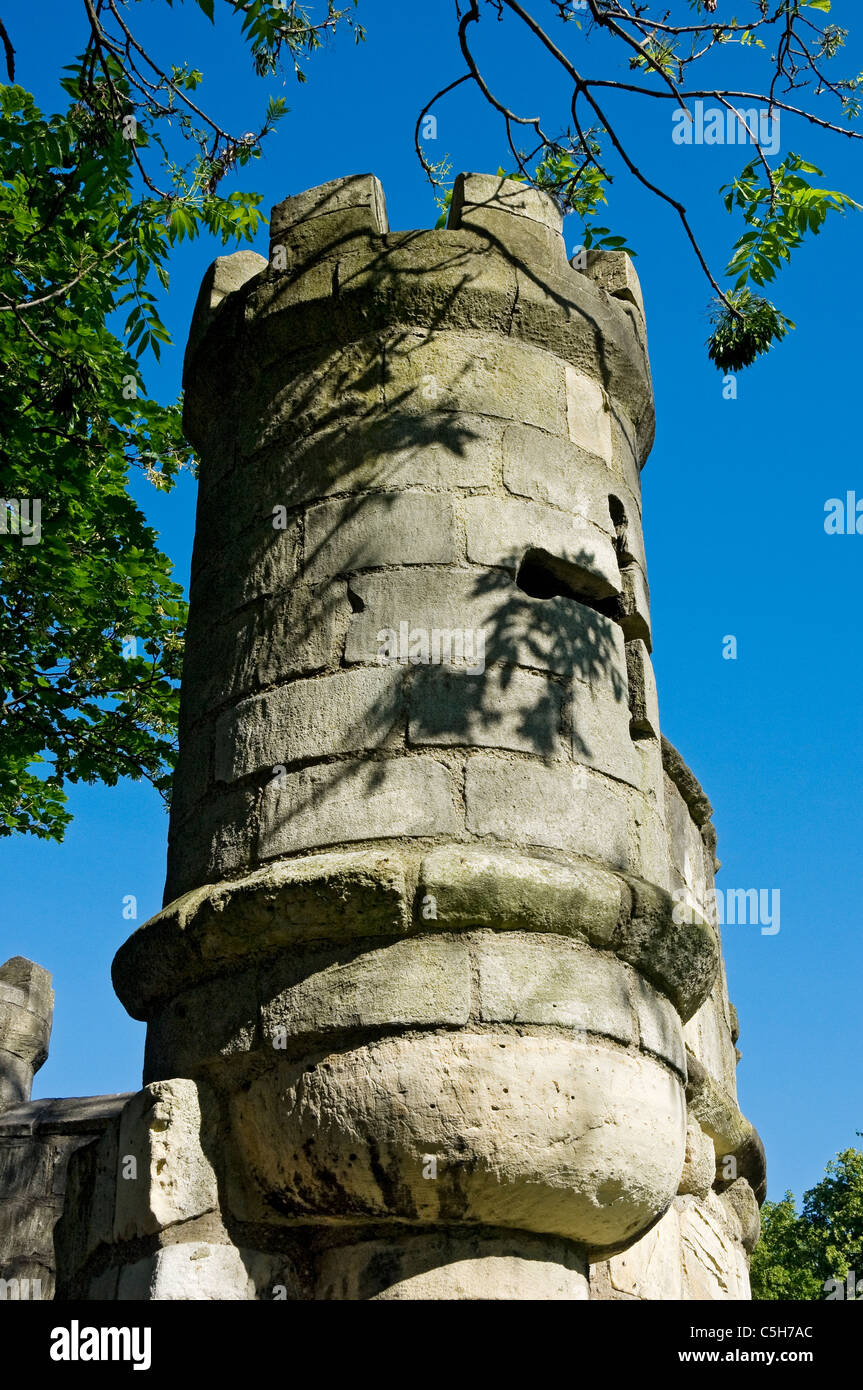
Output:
(2, 0), (861, 1205)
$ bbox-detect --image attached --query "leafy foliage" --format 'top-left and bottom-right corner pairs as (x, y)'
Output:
(707, 289), (794, 372)
(751, 1144), (863, 1300)
(0, 3), (361, 839)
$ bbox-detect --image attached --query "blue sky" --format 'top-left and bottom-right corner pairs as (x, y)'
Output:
(2, 0), (861, 1205)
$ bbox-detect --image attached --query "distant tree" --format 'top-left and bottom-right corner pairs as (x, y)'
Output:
(751, 1142), (863, 1299)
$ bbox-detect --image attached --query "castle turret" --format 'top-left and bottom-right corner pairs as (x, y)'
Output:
(54, 173), (763, 1301)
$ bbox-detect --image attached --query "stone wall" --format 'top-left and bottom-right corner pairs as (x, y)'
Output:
(0, 957), (129, 1300)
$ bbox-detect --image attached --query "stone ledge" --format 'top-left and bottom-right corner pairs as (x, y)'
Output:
(114, 843), (718, 1026)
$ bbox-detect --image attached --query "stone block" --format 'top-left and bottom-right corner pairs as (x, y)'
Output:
(626, 638), (660, 738)
(117, 1242), (257, 1301)
(116, 849), (411, 1023)
(462, 494), (619, 598)
(381, 329), (567, 437)
(409, 665), (564, 758)
(269, 173), (389, 255)
(188, 516), (300, 628)
(475, 932), (634, 1044)
(464, 754), (632, 871)
(113, 1080), (218, 1243)
(501, 420), (621, 518)
(229, 1032), (686, 1252)
(591, 1203), (684, 1300)
(720, 1177), (761, 1253)
(165, 783), (260, 902)
(417, 845), (623, 946)
(578, 248), (646, 324)
(257, 755), (462, 860)
(251, 411), (500, 511)
(0, 958), (53, 1108)
(678, 1118), (716, 1200)
(448, 173), (568, 277)
(344, 567), (626, 684)
(304, 491), (460, 580)
(678, 1193), (750, 1300)
(184, 250), (267, 377)
(260, 936), (471, 1045)
(631, 972), (687, 1077)
(238, 336), (385, 457)
(178, 581), (352, 730)
(316, 1230), (589, 1300)
(570, 654), (639, 787)
(215, 666), (406, 783)
(565, 366), (613, 463)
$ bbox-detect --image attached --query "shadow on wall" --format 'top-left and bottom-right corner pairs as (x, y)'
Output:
(175, 174), (650, 852)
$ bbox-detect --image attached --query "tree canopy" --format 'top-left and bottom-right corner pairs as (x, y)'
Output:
(751, 1143), (863, 1300)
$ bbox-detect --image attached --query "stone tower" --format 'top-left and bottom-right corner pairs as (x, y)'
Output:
(46, 173), (763, 1300)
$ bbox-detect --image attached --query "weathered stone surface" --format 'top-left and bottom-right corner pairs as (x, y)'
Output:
(591, 1204), (683, 1301)
(448, 173), (567, 278)
(164, 783), (260, 902)
(270, 172), (389, 252)
(685, 1051), (766, 1203)
(570, 661), (639, 787)
(188, 516), (300, 627)
(630, 972), (687, 1077)
(463, 494), (619, 598)
(247, 411), (500, 508)
(304, 491), (460, 580)
(2, 1093), (128, 1301)
(97, 171), (762, 1303)
(117, 1242), (257, 1302)
(0, 957), (53, 1110)
(464, 754), (632, 869)
(409, 665), (564, 757)
(416, 845), (622, 945)
(184, 249), (267, 378)
(114, 849), (411, 1021)
(381, 329), (568, 435)
(228, 1032), (686, 1251)
(502, 420), (623, 520)
(113, 1081), (218, 1243)
(215, 666), (406, 782)
(418, 845), (622, 945)
(720, 1177), (761, 1253)
(677, 1193), (751, 1300)
(678, 1118), (716, 1199)
(565, 366), (614, 463)
(577, 248), (646, 324)
(316, 1231), (589, 1300)
(260, 936), (472, 1044)
(179, 580), (352, 735)
(345, 567), (628, 683)
(475, 932), (634, 1044)
(626, 638), (660, 738)
(257, 755), (462, 861)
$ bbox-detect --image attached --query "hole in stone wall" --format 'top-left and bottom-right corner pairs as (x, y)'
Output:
(346, 584), (365, 613)
(515, 549), (621, 622)
(608, 494), (633, 566)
